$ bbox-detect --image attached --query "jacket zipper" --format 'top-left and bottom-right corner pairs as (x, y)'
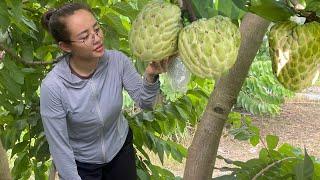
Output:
(89, 80), (107, 162)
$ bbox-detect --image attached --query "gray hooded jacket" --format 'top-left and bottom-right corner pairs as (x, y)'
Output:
(40, 50), (159, 179)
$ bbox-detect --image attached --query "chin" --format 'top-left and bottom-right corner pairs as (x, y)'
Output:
(94, 48), (105, 58)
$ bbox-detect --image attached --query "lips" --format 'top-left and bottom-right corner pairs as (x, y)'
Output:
(94, 44), (104, 52)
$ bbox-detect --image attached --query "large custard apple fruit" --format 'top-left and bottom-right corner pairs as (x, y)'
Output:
(178, 16), (241, 79)
(268, 21), (320, 92)
(129, 1), (182, 62)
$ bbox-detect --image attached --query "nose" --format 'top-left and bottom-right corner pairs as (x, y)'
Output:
(91, 32), (102, 45)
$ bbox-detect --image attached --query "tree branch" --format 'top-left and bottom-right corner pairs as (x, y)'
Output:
(216, 155), (234, 164)
(48, 162), (56, 180)
(182, 0), (197, 22)
(0, 43), (57, 66)
(0, 141), (12, 180)
(252, 157), (296, 180)
(177, 0), (183, 8)
(286, 0), (320, 23)
(213, 166), (239, 172)
(289, 0), (305, 10)
(183, 13), (270, 180)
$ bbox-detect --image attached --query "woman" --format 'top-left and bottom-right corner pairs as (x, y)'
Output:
(40, 3), (169, 180)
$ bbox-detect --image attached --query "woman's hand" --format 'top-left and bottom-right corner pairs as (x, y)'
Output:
(144, 55), (176, 83)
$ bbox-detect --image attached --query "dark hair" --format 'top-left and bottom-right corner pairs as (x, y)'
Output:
(41, 3), (93, 43)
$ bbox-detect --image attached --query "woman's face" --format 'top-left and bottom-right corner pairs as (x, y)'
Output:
(63, 9), (105, 60)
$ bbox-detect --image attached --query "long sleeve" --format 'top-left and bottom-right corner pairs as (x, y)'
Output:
(40, 83), (81, 180)
(121, 54), (160, 110)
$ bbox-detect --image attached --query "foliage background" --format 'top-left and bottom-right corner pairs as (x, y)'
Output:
(0, 0), (319, 179)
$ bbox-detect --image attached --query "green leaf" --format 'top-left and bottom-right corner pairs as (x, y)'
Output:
(314, 162), (320, 178)
(170, 146), (183, 163)
(176, 143), (187, 157)
(102, 13), (128, 37)
(156, 142), (164, 164)
(11, 141), (28, 158)
(14, 103), (24, 116)
(35, 139), (50, 162)
(248, 0), (295, 22)
(148, 163), (176, 178)
(35, 45), (58, 60)
(142, 111), (155, 121)
(151, 121), (162, 133)
(278, 143), (297, 156)
(137, 0), (150, 10)
(145, 132), (155, 148)
(217, 0), (245, 20)
(134, 60), (148, 75)
(22, 44), (34, 62)
(23, 72), (41, 101)
(111, 2), (139, 21)
(163, 103), (179, 119)
(266, 134), (279, 150)
(165, 117), (177, 132)
(137, 169), (149, 180)
(294, 149), (314, 180)
(21, 16), (38, 32)
(176, 117), (186, 133)
(7, 0), (23, 18)
(190, 0), (217, 18)
(305, 0), (320, 14)
(10, 16), (28, 34)
(13, 152), (30, 176)
(0, 2), (10, 29)
(187, 88), (209, 99)
(250, 135), (260, 146)
(232, 0), (249, 11)
(0, 69), (21, 99)
(0, 114), (14, 126)
(3, 59), (24, 85)
(234, 131), (251, 141)
(175, 104), (189, 122)
(103, 26), (120, 50)
(15, 119), (28, 130)
(34, 163), (47, 180)
(258, 148), (270, 163)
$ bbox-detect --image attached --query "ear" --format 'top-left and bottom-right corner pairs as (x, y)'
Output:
(59, 41), (72, 53)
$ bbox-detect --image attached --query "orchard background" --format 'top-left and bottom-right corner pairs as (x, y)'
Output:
(0, 0), (319, 179)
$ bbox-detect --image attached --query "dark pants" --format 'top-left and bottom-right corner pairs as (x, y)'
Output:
(76, 128), (137, 180)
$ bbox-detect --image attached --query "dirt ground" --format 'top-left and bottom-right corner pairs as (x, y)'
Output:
(150, 86), (320, 177)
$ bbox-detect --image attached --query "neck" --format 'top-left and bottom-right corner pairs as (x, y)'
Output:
(69, 55), (99, 77)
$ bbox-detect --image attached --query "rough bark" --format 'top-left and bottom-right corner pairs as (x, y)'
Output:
(0, 141), (12, 180)
(183, 13), (271, 180)
(48, 162), (56, 180)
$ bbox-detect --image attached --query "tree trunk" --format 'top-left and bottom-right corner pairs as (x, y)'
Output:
(183, 13), (270, 180)
(0, 141), (12, 180)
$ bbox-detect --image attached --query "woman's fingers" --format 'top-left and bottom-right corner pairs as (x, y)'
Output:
(160, 59), (167, 72)
(148, 55), (176, 74)
(150, 61), (163, 73)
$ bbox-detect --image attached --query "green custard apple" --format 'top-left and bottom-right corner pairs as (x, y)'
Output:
(268, 21), (320, 91)
(178, 15), (241, 79)
(129, 1), (182, 61)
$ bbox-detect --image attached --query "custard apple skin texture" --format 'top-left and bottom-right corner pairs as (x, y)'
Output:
(129, 1), (182, 62)
(268, 21), (320, 92)
(178, 16), (241, 79)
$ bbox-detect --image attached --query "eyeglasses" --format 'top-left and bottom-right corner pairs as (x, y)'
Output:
(68, 26), (103, 47)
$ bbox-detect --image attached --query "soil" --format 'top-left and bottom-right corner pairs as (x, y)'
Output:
(150, 86), (320, 178)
